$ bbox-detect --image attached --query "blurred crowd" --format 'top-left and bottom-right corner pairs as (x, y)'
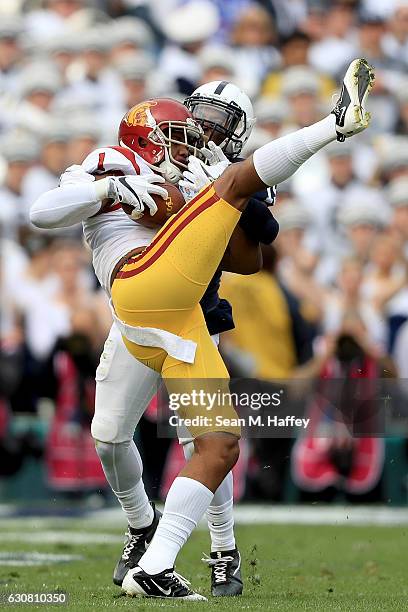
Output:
(1, 0), (408, 503)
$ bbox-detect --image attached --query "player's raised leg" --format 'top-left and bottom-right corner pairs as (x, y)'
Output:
(213, 58), (374, 206)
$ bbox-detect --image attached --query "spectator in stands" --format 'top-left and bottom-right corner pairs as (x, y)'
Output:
(394, 80), (408, 136)
(363, 234), (408, 351)
(356, 11), (403, 134)
(262, 30), (311, 97)
(253, 97), (287, 139)
(300, 2), (326, 43)
(291, 309), (387, 503)
(363, 235), (408, 313)
(281, 66), (324, 129)
(0, 17), (24, 93)
(25, 0), (90, 42)
(197, 45), (236, 86)
(384, 0), (408, 67)
(116, 53), (152, 109)
(299, 142), (372, 283)
(158, 1), (220, 95)
(323, 257), (387, 352)
(229, 4), (279, 97)
(0, 245), (24, 391)
(50, 241), (111, 351)
(274, 202), (323, 324)
(65, 118), (100, 166)
(63, 27), (123, 112)
(389, 177), (408, 257)
(22, 125), (69, 207)
(338, 194), (390, 268)
(309, 1), (357, 78)
(109, 16), (155, 63)
(100, 52), (154, 138)
(378, 139), (408, 184)
(12, 237), (68, 363)
(39, 33), (79, 84)
(1, 62), (61, 137)
(0, 134), (38, 240)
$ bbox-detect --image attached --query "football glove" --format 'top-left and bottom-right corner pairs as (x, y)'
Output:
(201, 141), (230, 167)
(94, 174), (168, 219)
(179, 142), (231, 201)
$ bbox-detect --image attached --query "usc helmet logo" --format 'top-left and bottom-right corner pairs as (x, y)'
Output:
(125, 101), (158, 128)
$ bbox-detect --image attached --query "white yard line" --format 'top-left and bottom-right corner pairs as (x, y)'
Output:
(0, 552), (83, 566)
(78, 504), (408, 527)
(0, 531), (120, 544)
(0, 505), (407, 530)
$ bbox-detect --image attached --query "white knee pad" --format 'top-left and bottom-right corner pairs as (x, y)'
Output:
(91, 324), (159, 444)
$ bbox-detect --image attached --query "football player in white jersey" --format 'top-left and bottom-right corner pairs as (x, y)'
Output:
(32, 90), (277, 598)
(31, 58), (374, 601)
(31, 96), (265, 597)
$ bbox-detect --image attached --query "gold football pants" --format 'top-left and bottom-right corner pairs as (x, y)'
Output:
(111, 185), (242, 437)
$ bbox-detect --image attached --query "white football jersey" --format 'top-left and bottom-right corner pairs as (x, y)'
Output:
(81, 146), (158, 295)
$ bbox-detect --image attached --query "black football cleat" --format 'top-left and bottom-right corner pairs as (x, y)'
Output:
(113, 502), (161, 587)
(202, 548), (243, 596)
(122, 565), (207, 600)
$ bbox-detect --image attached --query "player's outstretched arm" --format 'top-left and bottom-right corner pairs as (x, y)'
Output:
(30, 182), (105, 229)
(30, 167), (167, 229)
(215, 58), (374, 207)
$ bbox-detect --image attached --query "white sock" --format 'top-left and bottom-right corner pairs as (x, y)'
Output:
(95, 440), (153, 529)
(115, 479), (154, 530)
(207, 472), (235, 552)
(253, 114), (336, 186)
(182, 442), (236, 552)
(138, 476), (213, 574)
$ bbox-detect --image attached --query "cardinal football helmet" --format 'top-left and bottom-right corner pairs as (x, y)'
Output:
(185, 81), (256, 159)
(118, 98), (205, 183)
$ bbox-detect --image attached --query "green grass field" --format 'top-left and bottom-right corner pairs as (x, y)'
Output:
(0, 517), (407, 611)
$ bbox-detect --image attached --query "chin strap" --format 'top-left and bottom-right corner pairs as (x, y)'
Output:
(158, 159), (183, 184)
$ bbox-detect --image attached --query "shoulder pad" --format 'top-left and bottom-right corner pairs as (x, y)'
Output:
(81, 146), (143, 175)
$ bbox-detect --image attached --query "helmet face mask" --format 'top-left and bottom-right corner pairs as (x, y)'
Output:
(185, 96), (245, 157)
(118, 98), (206, 182)
(149, 119), (205, 170)
(185, 81), (256, 160)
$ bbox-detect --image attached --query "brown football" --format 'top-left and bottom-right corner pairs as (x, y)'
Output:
(121, 181), (186, 228)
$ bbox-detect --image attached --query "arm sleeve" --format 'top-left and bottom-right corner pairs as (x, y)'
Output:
(238, 197), (279, 244)
(30, 183), (102, 229)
